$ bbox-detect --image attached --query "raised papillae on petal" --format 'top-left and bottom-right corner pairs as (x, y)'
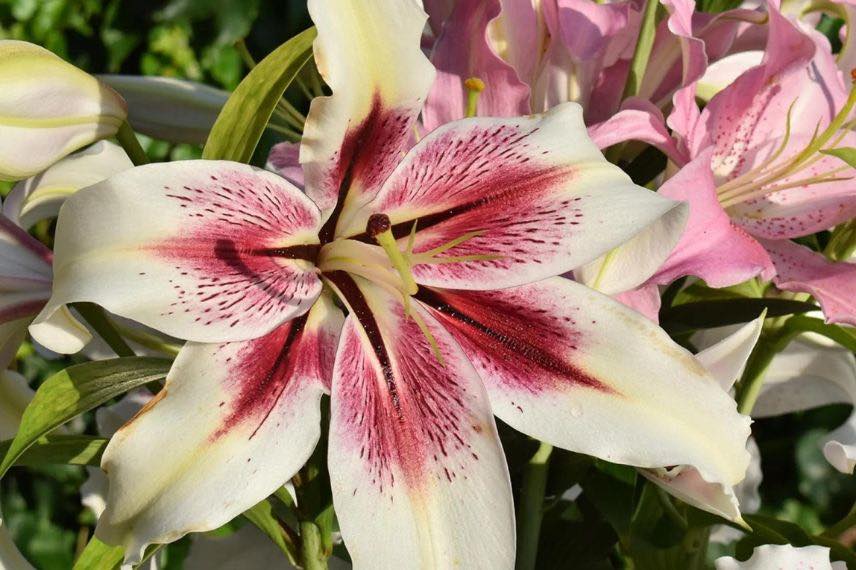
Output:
(32, 161), (323, 349)
(0, 40), (127, 181)
(301, 0), (435, 226)
(418, 277), (751, 488)
(96, 293), (343, 564)
(344, 103), (683, 289)
(324, 272), (515, 569)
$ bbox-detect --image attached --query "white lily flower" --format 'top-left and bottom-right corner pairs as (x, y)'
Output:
(0, 41), (126, 181)
(99, 76), (229, 145)
(4, 141), (132, 230)
(0, 370), (35, 570)
(715, 544), (847, 569)
(36, 0), (751, 565)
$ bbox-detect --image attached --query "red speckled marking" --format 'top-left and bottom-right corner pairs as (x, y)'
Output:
(317, 96), (417, 243)
(210, 306), (339, 440)
(416, 286), (610, 398)
(351, 121), (580, 281)
(328, 272), (485, 494)
(151, 168), (322, 330)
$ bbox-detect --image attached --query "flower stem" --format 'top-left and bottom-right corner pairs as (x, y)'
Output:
(736, 323), (800, 414)
(115, 122), (149, 166)
(822, 501), (856, 538)
(516, 441), (553, 570)
(299, 521), (327, 570)
(622, 0), (659, 99)
(73, 302), (135, 357)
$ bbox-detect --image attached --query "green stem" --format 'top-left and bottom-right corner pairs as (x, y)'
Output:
(822, 501), (856, 538)
(115, 122), (149, 166)
(825, 219), (856, 261)
(299, 521), (327, 570)
(736, 326), (797, 414)
(516, 442), (553, 570)
(73, 302), (135, 357)
(622, 0), (659, 99)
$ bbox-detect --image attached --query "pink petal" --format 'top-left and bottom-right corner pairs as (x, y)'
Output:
(35, 161), (323, 344)
(422, 0), (530, 131)
(615, 283), (662, 323)
(654, 152), (775, 287)
(762, 238), (856, 326)
(417, 277), (751, 486)
(265, 142), (304, 189)
(349, 104), (680, 290)
(325, 272), (514, 568)
(96, 294), (342, 563)
(587, 98), (688, 163)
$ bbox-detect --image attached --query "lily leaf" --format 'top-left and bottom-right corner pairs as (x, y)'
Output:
(202, 27), (316, 162)
(0, 435), (108, 467)
(660, 299), (817, 331)
(0, 357), (170, 478)
(738, 514), (856, 567)
(71, 536), (123, 570)
(820, 147), (856, 167)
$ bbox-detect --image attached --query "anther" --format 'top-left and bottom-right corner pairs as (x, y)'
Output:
(464, 77), (486, 118)
(366, 213), (391, 237)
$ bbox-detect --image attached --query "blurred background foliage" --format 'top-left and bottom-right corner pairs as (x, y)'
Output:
(1, 1), (855, 568)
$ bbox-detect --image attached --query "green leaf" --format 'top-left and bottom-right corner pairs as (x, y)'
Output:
(660, 298), (817, 331)
(739, 514), (856, 567)
(0, 435), (108, 467)
(243, 498), (299, 565)
(820, 147), (856, 167)
(782, 315), (856, 352)
(72, 536), (123, 570)
(202, 27), (316, 162)
(0, 357), (170, 478)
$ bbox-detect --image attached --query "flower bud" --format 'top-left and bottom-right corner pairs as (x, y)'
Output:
(0, 40), (127, 181)
(99, 75), (228, 145)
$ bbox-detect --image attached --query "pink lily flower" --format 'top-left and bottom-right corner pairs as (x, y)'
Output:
(610, 4), (856, 324)
(33, 0), (751, 565)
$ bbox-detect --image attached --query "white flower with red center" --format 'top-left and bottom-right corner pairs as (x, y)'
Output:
(32, 0), (752, 566)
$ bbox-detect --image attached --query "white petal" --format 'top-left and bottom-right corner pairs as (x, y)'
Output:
(33, 160), (323, 349)
(96, 297), (341, 563)
(715, 544), (846, 570)
(4, 141), (132, 229)
(695, 314), (765, 391)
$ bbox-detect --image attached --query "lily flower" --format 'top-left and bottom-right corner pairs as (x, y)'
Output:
(0, 41), (127, 181)
(596, 4), (856, 323)
(33, 0), (751, 565)
(715, 544), (847, 569)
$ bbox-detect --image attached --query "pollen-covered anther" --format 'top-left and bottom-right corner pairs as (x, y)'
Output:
(366, 213), (392, 237)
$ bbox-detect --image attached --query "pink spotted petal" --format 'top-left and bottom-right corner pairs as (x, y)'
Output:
(422, 0), (530, 131)
(302, 0), (434, 224)
(653, 152), (775, 287)
(324, 272), (514, 568)
(348, 103), (681, 290)
(417, 278), (751, 488)
(762, 239), (856, 326)
(96, 294), (343, 564)
(33, 161), (323, 346)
